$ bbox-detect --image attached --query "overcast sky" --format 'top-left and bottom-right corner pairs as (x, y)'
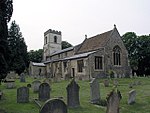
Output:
(10, 0), (150, 51)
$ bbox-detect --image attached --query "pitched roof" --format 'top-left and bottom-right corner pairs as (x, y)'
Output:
(76, 30), (113, 54)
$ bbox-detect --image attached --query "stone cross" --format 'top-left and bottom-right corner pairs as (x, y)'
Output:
(17, 87), (29, 103)
(39, 83), (51, 101)
(128, 89), (136, 105)
(40, 99), (68, 113)
(106, 89), (122, 113)
(90, 78), (100, 104)
(32, 80), (41, 92)
(66, 79), (80, 108)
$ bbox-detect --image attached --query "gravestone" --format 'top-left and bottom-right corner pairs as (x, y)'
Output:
(90, 78), (100, 104)
(104, 80), (109, 87)
(32, 80), (41, 92)
(5, 80), (15, 89)
(113, 79), (119, 87)
(66, 79), (80, 108)
(17, 87), (29, 103)
(128, 89), (136, 105)
(40, 99), (67, 113)
(20, 73), (25, 82)
(106, 89), (122, 113)
(39, 83), (50, 101)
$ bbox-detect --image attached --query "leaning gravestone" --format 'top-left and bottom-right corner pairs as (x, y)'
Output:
(39, 83), (51, 101)
(106, 89), (122, 113)
(128, 89), (136, 105)
(32, 80), (41, 92)
(20, 73), (26, 82)
(40, 99), (68, 113)
(17, 87), (29, 103)
(66, 79), (80, 108)
(90, 78), (100, 104)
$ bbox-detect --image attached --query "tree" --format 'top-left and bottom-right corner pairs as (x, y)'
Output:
(28, 49), (43, 63)
(136, 35), (150, 76)
(0, 0), (13, 82)
(122, 32), (150, 76)
(122, 32), (139, 75)
(61, 41), (73, 49)
(8, 20), (28, 75)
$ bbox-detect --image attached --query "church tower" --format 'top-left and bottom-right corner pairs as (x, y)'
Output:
(43, 29), (62, 61)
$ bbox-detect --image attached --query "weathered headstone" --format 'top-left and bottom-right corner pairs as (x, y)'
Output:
(20, 73), (25, 82)
(106, 89), (122, 113)
(128, 89), (136, 105)
(113, 79), (119, 87)
(39, 83), (50, 101)
(5, 80), (15, 89)
(90, 78), (100, 104)
(40, 99), (68, 113)
(104, 80), (109, 87)
(66, 79), (80, 108)
(32, 80), (41, 92)
(17, 87), (29, 103)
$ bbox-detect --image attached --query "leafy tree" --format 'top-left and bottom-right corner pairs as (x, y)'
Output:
(122, 32), (139, 68)
(61, 41), (73, 49)
(0, 0), (13, 82)
(122, 32), (150, 76)
(8, 20), (28, 75)
(28, 49), (43, 63)
(136, 35), (150, 76)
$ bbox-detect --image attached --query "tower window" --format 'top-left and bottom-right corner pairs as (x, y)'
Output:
(54, 36), (57, 43)
(113, 46), (121, 66)
(45, 36), (47, 44)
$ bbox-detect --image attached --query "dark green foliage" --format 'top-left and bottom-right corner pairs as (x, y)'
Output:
(122, 32), (150, 76)
(0, 0), (13, 81)
(28, 49), (43, 63)
(8, 21), (28, 75)
(61, 41), (73, 49)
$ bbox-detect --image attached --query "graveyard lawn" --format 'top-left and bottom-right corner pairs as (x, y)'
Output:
(0, 77), (150, 113)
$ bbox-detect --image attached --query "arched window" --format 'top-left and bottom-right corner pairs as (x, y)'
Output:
(113, 46), (121, 66)
(54, 36), (57, 43)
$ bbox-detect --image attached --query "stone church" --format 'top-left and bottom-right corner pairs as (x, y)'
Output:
(29, 25), (131, 80)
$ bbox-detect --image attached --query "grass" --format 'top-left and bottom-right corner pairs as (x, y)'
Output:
(0, 77), (150, 113)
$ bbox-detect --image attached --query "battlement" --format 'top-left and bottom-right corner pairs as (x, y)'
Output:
(44, 29), (61, 36)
